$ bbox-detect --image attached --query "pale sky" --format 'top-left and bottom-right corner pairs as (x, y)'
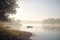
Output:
(12, 0), (60, 21)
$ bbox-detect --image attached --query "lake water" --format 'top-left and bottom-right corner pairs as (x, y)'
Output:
(31, 31), (60, 40)
(20, 23), (60, 40)
(4, 21), (60, 40)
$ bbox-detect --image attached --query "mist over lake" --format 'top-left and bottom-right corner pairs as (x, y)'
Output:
(20, 20), (60, 40)
(3, 20), (60, 40)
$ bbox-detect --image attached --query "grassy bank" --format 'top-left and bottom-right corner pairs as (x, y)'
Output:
(0, 22), (32, 40)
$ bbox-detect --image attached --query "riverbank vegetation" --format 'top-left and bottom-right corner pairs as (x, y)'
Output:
(0, 22), (32, 40)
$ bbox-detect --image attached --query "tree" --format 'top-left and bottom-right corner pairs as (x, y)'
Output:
(0, 0), (18, 22)
(42, 18), (60, 24)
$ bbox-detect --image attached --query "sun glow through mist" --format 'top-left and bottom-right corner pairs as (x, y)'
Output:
(10, 0), (45, 21)
(10, 0), (60, 21)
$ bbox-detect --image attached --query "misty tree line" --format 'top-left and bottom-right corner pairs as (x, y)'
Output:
(0, 0), (18, 22)
(42, 18), (60, 31)
(42, 18), (60, 24)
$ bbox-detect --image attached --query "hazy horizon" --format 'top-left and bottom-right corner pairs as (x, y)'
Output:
(10, 0), (60, 21)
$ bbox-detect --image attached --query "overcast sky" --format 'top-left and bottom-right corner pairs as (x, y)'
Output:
(13, 0), (60, 21)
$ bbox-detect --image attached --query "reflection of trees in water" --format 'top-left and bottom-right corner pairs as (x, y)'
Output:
(43, 26), (60, 31)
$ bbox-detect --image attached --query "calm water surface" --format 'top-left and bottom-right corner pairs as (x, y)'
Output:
(20, 23), (60, 40)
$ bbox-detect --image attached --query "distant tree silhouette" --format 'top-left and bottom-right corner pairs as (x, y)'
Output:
(42, 18), (60, 24)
